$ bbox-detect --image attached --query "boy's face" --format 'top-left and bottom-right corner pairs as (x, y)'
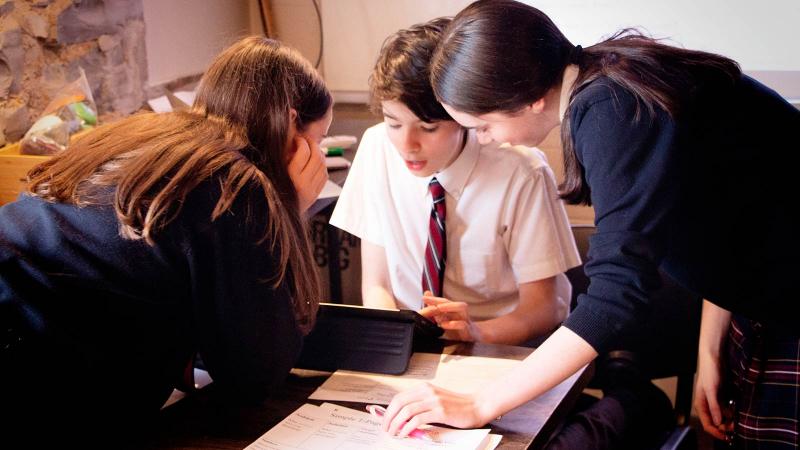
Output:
(382, 100), (464, 177)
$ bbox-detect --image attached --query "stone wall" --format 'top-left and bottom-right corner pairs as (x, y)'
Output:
(0, 0), (147, 146)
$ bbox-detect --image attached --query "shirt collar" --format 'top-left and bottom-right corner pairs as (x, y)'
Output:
(558, 64), (580, 121)
(428, 130), (479, 201)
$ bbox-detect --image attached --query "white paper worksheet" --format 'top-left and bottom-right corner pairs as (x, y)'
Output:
(245, 402), (501, 450)
(308, 352), (521, 405)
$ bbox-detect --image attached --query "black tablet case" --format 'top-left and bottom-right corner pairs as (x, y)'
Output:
(295, 304), (441, 375)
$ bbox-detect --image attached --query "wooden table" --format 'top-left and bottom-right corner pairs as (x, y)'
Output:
(136, 341), (592, 450)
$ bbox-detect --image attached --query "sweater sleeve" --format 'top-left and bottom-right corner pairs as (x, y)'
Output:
(562, 83), (682, 353)
(182, 183), (303, 403)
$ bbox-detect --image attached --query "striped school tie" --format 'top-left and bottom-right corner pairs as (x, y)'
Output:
(422, 177), (446, 297)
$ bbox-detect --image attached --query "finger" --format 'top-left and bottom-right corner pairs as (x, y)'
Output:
(302, 132), (325, 155)
(287, 137), (311, 173)
(441, 320), (469, 330)
(307, 140), (326, 168)
(707, 426), (727, 440)
(382, 397), (405, 433)
(422, 296), (449, 305)
(312, 161), (329, 187)
(701, 385), (722, 426)
(430, 302), (468, 313)
(696, 398), (713, 431)
(388, 402), (425, 436)
(384, 386), (428, 432)
(697, 397), (727, 440)
(305, 157), (328, 198)
(418, 306), (441, 319)
(721, 421), (734, 434)
(397, 412), (435, 438)
(308, 166), (327, 195)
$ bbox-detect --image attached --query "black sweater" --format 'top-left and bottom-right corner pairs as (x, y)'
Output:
(0, 180), (302, 437)
(563, 74), (800, 353)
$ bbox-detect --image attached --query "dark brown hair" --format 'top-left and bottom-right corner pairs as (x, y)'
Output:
(26, 36), (331, 333)
(370, 17), (453, 122)
(431, 0), (740, 205)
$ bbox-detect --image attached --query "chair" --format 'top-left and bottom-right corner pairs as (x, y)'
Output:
(565, 224), (702, 450)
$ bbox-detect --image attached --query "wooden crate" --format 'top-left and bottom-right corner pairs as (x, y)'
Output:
(0, 130), (92, 206)
(0, 140), (50, 205)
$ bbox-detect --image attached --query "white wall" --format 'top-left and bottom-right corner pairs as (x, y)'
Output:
(320, 0), (800, 102)
(142, 0), (325, 89)
(142, 0), (255, 87)
(268, 0), (323, 69)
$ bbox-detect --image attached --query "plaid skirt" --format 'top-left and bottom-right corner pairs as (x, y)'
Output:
(726, 315), (799, 449)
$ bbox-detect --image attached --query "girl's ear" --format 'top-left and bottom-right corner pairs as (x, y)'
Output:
(285, 108), (300, 161)
(287, 108), (299, 141)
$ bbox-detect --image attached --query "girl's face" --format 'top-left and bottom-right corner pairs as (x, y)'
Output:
(442, 103), (553, 147)
(382, 100), (465, 177)
(285, 105), (334, 156)
(299, 105), (334, 146)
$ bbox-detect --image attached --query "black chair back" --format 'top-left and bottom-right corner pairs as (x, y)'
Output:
(565, 224), (702, 425)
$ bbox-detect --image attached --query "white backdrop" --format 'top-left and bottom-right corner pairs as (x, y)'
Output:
(320, 0), (800, 102)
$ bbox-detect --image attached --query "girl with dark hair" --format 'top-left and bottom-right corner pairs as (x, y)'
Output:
(1, 36), (332, 446)
(382, 1), (800, 449)
(331, 18), (580, 345)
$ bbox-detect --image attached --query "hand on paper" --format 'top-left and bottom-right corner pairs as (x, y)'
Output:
(288, 135), (328, 211)
(419, 292), (482, 342)
(382, 382), (491, 438)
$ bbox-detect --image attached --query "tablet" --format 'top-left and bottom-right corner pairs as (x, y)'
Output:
(316, 303), (444, 339)
(295, 303), (443, 374)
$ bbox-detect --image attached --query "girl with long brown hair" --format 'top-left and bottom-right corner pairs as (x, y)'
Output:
(1, 36), (331, 445)
(382, 1), (800, 449)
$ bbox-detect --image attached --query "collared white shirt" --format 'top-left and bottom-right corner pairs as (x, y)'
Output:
(330, 123), (580, 320)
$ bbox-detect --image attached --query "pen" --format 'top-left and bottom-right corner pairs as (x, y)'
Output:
(366, 404), (437, 442)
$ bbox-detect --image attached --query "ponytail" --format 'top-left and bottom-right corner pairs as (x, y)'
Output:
(560, 30), (740, 205)
(431, 0), (741, 206)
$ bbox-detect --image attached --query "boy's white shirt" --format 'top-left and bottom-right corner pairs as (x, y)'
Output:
(330, 123), (580, 320)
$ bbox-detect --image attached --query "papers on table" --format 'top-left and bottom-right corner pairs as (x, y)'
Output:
(325, 155), (351, 169)
(147, 89), (198, 113)
(245, 402), (501, 450)
(320, 135), (357, 150)
(147, 90), (197, 113)
(309, 352), (521, 405)
(319, 179), (343, 200)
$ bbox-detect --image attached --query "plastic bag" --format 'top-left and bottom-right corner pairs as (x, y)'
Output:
(20, 68), (97, 155)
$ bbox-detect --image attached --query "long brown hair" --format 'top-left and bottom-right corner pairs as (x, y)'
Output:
(431, 0), (740, 205)
(26, 36), (331, 333)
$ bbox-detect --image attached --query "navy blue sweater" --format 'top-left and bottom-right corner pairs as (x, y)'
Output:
(0, 180), (302, 434)
(563, 74), (800, 352)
